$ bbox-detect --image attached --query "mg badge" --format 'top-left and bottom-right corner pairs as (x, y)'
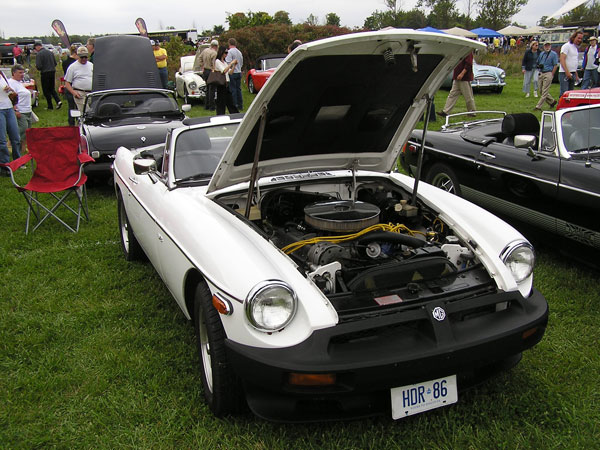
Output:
(432, 306), (446, 321)
(140, 136), (147, 143)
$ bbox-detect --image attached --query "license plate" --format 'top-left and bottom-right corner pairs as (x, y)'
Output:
(391, 375), (457, 419)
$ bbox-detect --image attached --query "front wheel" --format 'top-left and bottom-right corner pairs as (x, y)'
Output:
(247, 76), (256, 94)
(426, 163), (462, 196)
(194, 282), (243, 416)
(184, 86), (190, 104)
(495, 86), (504, 94)
(117, 192), (145, 261)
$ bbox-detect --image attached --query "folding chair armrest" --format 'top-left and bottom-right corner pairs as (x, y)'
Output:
(1, 154), (32, 172)
(78, 153), (95, 164)
(1, 154), (32, 188)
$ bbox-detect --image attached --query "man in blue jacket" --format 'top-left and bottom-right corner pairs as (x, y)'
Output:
(581, 36), (599, 89)
(534, 41), (559, 111)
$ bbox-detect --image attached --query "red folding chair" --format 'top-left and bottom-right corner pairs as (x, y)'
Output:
(1, 126), (95, 233)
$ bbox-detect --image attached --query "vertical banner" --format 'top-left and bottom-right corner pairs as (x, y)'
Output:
(135, 18), (148, 37)
(51, 19), (71, 49)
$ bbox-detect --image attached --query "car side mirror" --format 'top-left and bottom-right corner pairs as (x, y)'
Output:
(514, 134), (537, 149)
(181, 104), (191, 112)
(134, 158), (157, 175)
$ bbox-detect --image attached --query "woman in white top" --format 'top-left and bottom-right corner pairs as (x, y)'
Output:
(10, 64), (33, 154)
(214, 46), (239, 116)
(0, 68), (21, 174)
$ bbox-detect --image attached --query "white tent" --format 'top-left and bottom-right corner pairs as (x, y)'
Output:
(550, 0), (590, 19)
(522, 26), (546, 36)
(442, 27), (478, 38)
(498, 25), (527, 35)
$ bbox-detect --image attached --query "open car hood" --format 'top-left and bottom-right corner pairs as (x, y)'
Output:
(208, 30), (485, 193)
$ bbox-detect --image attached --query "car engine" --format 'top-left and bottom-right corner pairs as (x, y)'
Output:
(254, 179), (494, 314)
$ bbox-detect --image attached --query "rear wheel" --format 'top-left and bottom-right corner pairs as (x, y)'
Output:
(426, 163), (461, 196)
(117, 192), (145, 261)
(248, 76), (256, 94)
(194, 282), (243, 416)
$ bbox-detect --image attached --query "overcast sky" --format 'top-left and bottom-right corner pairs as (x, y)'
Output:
(2, 0), (567, 39)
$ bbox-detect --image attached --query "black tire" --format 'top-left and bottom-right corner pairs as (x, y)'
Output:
(426, 163), (462, 196)
(184, 86), (190, 104)
(496, 86), (504, 94)
(117, 192), (145, 261)
(194, 282), (243, 416)
(248, 76), (256, 94)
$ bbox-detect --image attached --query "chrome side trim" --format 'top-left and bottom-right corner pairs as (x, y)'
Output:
(462, 185), (600, 249)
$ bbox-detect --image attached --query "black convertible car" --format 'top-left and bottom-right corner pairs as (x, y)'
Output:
(402, 106), (600, 261)
(76, 35), (190, 176)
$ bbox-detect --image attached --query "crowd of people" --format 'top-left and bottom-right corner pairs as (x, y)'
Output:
(4, 30), (598, 175)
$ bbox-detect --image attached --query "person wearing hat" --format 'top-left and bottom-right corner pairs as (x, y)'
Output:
(581, 36), (599, 89)
(534, 41), (559, 111)
(64, 46), (94, 113)
(34, 42), (62, 110)
(201, 40), (219, 110)
(152, 40), (169, 89)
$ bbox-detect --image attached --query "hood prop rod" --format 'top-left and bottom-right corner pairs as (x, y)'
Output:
(245, 104), (268, 218)
(410, 94), (432, 206)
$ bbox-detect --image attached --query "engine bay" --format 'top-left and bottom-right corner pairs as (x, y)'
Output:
(223, 176), (495, 315)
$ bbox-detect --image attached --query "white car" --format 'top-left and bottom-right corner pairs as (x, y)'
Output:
(113, 31), (548, 422)
(175, 55), (206, 104)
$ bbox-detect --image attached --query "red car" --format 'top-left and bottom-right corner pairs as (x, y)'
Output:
(246, 54), (286, 94)
(557, 87), (600, 109)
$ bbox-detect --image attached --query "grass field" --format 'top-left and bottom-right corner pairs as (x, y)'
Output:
(1, 75), (599, 448)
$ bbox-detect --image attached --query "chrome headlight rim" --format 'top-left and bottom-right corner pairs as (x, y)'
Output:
(188, 81), (197, 90)
(501, 241), (535, 283)
(245, 280), (298, 333)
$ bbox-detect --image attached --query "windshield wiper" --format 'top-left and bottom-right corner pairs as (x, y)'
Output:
(571, 145), (600, 154)
(175, 173), (212, 184)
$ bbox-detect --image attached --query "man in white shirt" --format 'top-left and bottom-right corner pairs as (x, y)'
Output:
(559, 30), (583, 96)
(64, 46), (94, 113)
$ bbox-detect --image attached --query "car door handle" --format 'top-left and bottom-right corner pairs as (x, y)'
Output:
(128, 176), (139, 185)
(157, 233), (164, 242)
(479, 151), (496, 159)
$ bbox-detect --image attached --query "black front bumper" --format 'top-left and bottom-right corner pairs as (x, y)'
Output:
(225, 289), (548, 422)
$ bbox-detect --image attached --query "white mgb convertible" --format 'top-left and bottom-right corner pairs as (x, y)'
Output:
(113, 30), (548, 422)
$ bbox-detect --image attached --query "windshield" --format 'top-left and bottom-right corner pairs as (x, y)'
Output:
(87, 92), (179, 118)
(174, 123), (239, 182)
(262, 57), (285, 70)
(561, 108), (600, 153)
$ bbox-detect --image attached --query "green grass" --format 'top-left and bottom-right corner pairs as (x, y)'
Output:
(1, 76), (599, 448)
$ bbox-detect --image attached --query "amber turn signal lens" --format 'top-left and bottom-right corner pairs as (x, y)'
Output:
(212, 294), (232, 315)
(288, 373), (336, 386)
(522, 327), (538, 340)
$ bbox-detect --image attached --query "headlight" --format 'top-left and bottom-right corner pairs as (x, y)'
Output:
(189, 81), (197, 90)
(500, 71), (506, 80)
(245, 281), (297, 332)
(501, 242), (535, 283)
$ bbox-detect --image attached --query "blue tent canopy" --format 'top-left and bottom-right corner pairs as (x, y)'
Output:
(470, 27), (504, 38)
(418, 26), (446, 34)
